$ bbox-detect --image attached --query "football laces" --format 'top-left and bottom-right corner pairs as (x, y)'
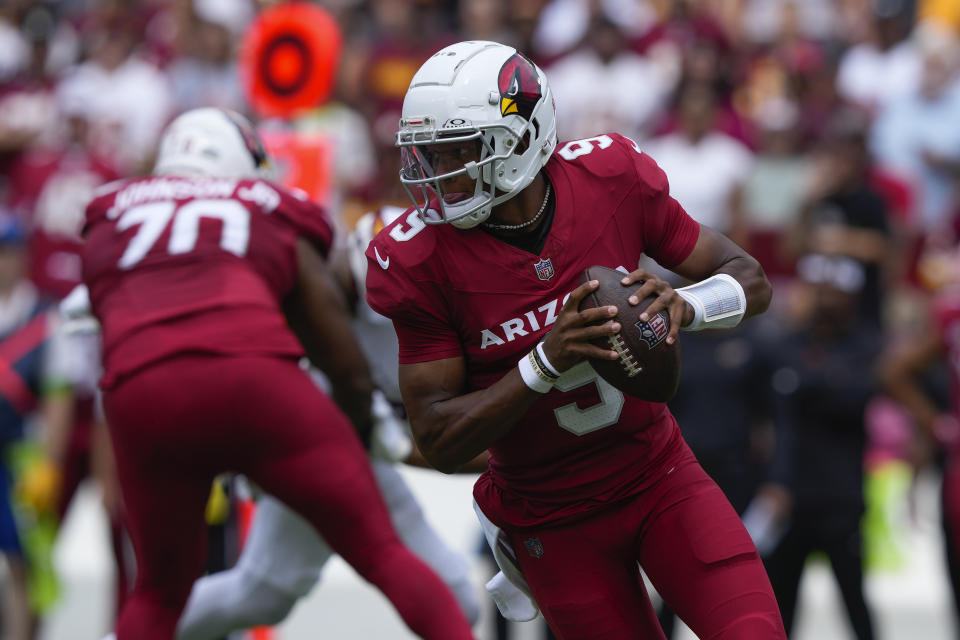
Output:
(608, 333), (642, 377)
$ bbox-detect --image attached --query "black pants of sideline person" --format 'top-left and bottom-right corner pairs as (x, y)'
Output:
(763, 506), (875, 640)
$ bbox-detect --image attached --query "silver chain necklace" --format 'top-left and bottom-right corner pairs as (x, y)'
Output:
(482, 183), (551, 232)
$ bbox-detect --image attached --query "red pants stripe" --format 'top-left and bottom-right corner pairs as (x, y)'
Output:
(103, 354), (473, 640)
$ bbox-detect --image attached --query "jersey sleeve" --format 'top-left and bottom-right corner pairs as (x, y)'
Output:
(265, 181), (336, 257)
(365, 231), (463, 364)
(614, 135), (701, 269)
(82, 181), (125, 238)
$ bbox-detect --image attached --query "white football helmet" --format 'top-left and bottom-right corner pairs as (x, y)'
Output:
(154, 108), (271, 179)
(397, 41), (558, 229)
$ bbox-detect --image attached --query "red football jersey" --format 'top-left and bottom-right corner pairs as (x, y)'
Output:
(366, 134), (701, 527)
(83, 176), (333, 388)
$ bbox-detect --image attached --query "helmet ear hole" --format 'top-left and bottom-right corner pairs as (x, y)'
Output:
(518, 131), (531, 154)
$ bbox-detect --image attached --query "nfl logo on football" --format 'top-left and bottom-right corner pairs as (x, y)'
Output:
(533, 258), (554, 281)
(636, 313), (668, 348)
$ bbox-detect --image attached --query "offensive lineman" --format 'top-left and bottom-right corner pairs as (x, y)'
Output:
(366, 41), (786, 639)
(80, 108), (474, 640)
(175, 206), (480, 638)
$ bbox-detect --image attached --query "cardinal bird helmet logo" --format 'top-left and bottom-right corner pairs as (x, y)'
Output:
(497, 54), (542, 121)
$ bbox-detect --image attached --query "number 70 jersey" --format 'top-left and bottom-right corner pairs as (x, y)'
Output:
(366, 133), (702, 528)
(82, 176), (333, 389)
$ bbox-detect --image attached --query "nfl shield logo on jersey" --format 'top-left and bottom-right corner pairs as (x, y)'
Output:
(635, 312), (668, 349)
(524, 537), (544, 558)
(533, 258), (554, 281)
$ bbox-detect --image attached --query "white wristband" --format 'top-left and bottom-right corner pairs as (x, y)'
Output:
(518, 351), (554, 393)
(535, 342), (562, 377)
(676, 273), (747, 331)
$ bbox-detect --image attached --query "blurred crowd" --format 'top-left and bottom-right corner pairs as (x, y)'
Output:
(2, 0), (960, 638)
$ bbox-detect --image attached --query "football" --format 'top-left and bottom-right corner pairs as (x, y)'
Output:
(578, 265), (681, 402)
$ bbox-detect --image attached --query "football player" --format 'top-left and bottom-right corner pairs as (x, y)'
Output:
(366, 41), (785, 639)
(175, 206), (481, 639)
(80, 108), (475, 640)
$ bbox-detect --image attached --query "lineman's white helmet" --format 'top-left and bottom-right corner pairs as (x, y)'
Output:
(397, 41), (558, 229)
(154, 108), (271, 179)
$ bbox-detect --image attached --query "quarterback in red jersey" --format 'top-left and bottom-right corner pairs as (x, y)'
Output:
(366, 41), (785, 639)
(82, 108), (474, 640)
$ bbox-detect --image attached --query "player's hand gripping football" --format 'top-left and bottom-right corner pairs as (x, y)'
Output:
(619, 269), (693, 345)
(540, 280), (622, 373)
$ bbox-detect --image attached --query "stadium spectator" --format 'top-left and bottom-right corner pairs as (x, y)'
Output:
(645, 81), (754, 248)
(352, 0), (454, 199)
(736, 0), (845, 46)
(80, 108), (475, 640)
(547, 14), (675, 143)
(458, 0), (519, 50)
(0, 4), (66, 179)
(837, 0), (923, 114)
(4, 85), (118, 300)
(741, 98), (812, 278)
(792, 113), (893, 327)
(166, 2), (247, 114)
(530, 0), (659, 61)
(634, 0), (731, 60)
(870, 21), (960, 232)
(56, 8), (171, 173)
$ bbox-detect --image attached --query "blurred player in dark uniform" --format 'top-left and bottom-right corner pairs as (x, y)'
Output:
(366, 41), (784, 639)
(80, 108), (475, 640)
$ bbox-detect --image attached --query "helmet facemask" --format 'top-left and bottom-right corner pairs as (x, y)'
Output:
(399, 118), (520, 229)
(397, 110), (551, 229)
